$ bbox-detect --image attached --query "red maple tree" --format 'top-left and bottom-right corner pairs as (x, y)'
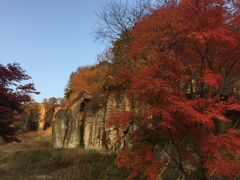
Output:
(107, 0), (240, 179)
(0, 63), (39, 141)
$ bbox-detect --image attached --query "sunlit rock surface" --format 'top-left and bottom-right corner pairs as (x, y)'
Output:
(84, 94), (132, 151)
(52, 95), (91, 148)
(21, 103), (55, 132)
(52, 93), (136, 151)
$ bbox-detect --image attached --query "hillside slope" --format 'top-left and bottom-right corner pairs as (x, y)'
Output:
(0, 130), (129, 180)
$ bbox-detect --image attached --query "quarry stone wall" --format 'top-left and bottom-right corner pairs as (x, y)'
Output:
(52, 93), (136, 152)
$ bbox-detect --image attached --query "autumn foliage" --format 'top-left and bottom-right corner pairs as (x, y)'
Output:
(65, 62), (110, 101)
(0, 63), (39, 140)
(103, 0), (240, 179)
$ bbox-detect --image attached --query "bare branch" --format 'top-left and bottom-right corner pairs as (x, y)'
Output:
(94, 0), (159, 42)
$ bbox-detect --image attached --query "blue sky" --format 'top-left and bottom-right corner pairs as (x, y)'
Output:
(0, 0), (110, 102)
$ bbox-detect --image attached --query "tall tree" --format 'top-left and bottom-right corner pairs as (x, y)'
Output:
(0, 63), (39, 141)
(106, 0), (240, 179)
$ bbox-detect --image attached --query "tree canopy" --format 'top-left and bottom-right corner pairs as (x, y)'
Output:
(102, 0), (240, 179)
(0, 63), (39, 141)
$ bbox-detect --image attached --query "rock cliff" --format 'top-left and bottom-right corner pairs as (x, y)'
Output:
(22, 103), (55, 131)
(52, 97), (84, 148)
(52, 93), (136, 151)
(52, 79), (240, 150)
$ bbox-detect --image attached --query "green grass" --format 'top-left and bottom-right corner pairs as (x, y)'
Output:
(0, 150), (9, 164)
